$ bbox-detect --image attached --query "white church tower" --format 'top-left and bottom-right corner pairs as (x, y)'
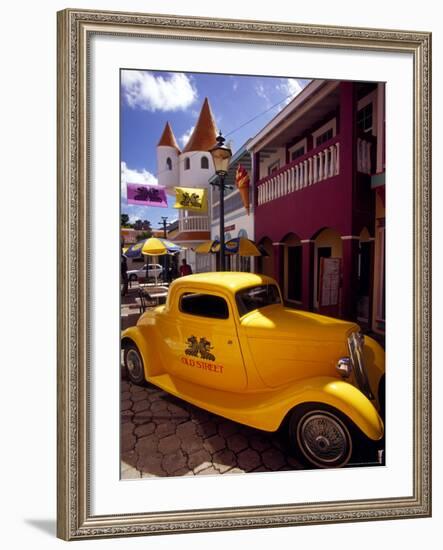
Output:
(156, 98), (218, 273)
(156, 121), (181, 191)
(179, 97), (216, 188)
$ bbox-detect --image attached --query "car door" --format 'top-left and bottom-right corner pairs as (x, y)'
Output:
(158, 288), (247, 391)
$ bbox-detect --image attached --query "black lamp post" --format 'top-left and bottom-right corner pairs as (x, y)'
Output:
(159, 216), (169, 282)
(209, 132), (232, 271)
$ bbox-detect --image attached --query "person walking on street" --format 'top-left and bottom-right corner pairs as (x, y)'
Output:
(179, 258), (193, 277)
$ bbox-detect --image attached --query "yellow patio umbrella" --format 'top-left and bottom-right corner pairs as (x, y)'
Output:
(195, 240), (220, 254)
(141, 237), (183, 284)
(225, 237), (262, 257)
(141, 237), (182, 255)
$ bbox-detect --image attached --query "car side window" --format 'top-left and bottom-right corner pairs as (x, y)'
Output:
(180, 292), (229, 320)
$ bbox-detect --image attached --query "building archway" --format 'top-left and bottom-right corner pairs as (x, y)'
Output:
(257, 237), (274, 277)
(312, 227), (343, 311)
(281, 232), (302, 303)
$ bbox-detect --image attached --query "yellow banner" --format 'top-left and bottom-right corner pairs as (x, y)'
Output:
(174, 187), (207, 212)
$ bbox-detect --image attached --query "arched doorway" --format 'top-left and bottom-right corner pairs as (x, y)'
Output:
(313, 228), (343, 312)
(282, 233), (302, 303)
(257, 237), (274, 277)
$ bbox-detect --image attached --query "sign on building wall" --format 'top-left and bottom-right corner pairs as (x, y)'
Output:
(319, 257), (342, 314)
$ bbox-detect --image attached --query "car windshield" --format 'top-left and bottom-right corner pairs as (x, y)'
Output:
(236, 284), (281, 316)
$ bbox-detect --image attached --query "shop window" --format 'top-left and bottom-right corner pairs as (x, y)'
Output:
(291, 147), (305, 161)
(315, 128), (333, 147)
(312, 119), (336, 148)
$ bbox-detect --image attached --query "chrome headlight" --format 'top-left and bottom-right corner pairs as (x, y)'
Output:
(347, 331), (374, 400)
(336, 357), (352, 378)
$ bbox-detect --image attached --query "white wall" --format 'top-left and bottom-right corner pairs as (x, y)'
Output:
(1, 1), (441, 550)
(179, 151), (215, 188)
(157, 145), (180, 192)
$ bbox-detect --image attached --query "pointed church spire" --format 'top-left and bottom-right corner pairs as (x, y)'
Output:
(157, 121), (181, 152)
(182, 98), (218, 153)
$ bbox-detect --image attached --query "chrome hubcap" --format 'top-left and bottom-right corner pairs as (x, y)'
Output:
(126, 349), (143, 380)
(298, 412), (350, 465)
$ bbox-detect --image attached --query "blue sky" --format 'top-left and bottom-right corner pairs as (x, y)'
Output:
(120, 70), (310, 229)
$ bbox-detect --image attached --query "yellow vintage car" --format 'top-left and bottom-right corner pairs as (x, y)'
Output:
(122, 272), (385, 469)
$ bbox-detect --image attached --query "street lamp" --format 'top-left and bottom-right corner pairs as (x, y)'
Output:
(159, 216), (169, 283)
(209, 131), (232, 271)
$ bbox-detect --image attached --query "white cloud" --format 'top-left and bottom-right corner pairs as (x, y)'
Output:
(278, 78), (304, 104)
(121, 71), (198, 112)
(120, 161), (157, 199)
(179, 125), (195, 148)
(255, 83), (269, 103)
(127, 207), (152, 224)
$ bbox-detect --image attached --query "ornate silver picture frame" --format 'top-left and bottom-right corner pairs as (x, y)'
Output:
(57, 8), (431, 540)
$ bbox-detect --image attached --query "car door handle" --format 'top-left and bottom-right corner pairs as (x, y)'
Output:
(227, 340), (233, 345)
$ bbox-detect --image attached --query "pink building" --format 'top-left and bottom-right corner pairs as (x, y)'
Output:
(249, 80), (385, 334)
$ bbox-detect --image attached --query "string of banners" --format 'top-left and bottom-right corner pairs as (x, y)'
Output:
(126, 182), (168, 208)
(126, 165), (249, 213)
(126, 182), (208, 212)
(174, 187), (207, 212)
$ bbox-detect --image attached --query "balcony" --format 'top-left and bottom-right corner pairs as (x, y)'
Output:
(178, 215), (209, 232)
(256, 135), (374, 206)
(257, 137), (340, 206)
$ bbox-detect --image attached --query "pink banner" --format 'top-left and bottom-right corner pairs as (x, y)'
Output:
(126, 183), (168, 208)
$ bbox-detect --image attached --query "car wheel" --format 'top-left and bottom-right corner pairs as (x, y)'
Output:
(123, 343), (146, 385)
(129, 274), (137, 282)
(288, 404), (353, 469)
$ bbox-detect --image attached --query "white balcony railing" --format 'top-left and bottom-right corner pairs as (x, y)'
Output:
(178, 215), (209, 232)
(257, 139), (340, 206)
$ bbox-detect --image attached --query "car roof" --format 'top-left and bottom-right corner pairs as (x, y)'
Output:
(171, 272), (277, 294)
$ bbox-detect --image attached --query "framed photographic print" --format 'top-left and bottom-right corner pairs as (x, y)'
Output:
(57, 8), (431, 540)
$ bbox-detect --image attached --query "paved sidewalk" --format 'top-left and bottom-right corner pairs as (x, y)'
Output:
(120, 377), (302, 479)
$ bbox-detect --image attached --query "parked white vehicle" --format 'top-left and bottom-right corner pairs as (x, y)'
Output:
(127, 263), (163, 282)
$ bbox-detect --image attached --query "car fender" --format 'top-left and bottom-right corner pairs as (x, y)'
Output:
(146, 373), (384, 441)
(363, 335), (385, 404)
(121, 323), (164, 378)
(274, 376), (384, 440)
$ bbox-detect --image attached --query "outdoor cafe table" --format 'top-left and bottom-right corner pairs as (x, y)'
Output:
(138, 284), (169, 305)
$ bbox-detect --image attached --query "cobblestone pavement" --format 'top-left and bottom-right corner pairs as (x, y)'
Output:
(120, 376), (303, 479)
